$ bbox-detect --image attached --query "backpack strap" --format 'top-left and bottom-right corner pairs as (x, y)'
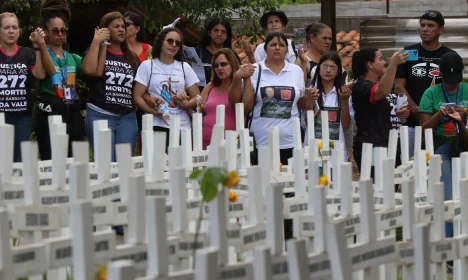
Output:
(147, 60), (153, 91)
(291, 40), (298, 59)
(248, 64), (262, 129)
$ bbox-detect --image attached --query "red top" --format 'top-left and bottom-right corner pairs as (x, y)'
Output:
(138, 43), (151, 63)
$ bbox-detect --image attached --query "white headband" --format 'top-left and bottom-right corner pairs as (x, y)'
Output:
(163, 17), (181, 30)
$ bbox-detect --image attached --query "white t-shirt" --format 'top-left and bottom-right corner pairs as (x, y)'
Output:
(254, 39), (297, 64)
(249, 61), (305, 149)
(135, 58), (199, 128)
(304, 87), (354, 164)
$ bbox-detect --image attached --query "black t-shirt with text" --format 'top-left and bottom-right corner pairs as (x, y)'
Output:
(352, 79), (393, 147)
(88, 51), (136, 115)
(0, 46), (36, 115)
(396, 43), (453, 126)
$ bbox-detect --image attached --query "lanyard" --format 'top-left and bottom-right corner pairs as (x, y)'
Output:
(48, 48), (68, 85)
(442, 83), (461, 133)
(442, 83), (460, 105)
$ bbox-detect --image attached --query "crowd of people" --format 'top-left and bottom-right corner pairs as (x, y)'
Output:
(0, 0), (467, 241)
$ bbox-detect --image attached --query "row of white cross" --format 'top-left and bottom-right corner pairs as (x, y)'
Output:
(0, 103), (466, 280)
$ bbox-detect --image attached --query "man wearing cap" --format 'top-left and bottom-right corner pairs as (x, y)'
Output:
(419, 52), (468, 240)
(395, 10), (454, 157)
(254, 10), (297, 63)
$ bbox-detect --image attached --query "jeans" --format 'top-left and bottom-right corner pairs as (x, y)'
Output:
(435, 142), (452, 237)
(5, 113), (32, 162)
(85, 106), (138, 162)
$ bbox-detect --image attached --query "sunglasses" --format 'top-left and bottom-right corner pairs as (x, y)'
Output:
(125, 22), (135, 27)
(213, 62), (229, 68)
(422, 11), (438, 18)
(165, 38), (182, 47)
(48, 28), (68, 35)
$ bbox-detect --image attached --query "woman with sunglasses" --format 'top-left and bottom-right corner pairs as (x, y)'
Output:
(124, 11), (154, 155)
(0, 12), (51, 162)
(82, 11), (140, 161)
(196, 18), (240, 90)
(35, 0), (86, 161)
(200, 48), (240, 150)
(134, 27), (200, 150)
(124, 12), (152, 62)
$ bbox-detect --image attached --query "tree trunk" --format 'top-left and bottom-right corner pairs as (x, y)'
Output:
(321, 0), (337, 51)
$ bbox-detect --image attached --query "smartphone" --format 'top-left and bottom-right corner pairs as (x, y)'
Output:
(444, 103), (457, 109)
(403, 49), (419, 61)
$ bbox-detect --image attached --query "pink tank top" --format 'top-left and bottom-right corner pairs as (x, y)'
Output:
(202, 87), (237, 150)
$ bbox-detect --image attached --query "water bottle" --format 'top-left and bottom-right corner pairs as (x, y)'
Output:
(159, 104), (171, 122)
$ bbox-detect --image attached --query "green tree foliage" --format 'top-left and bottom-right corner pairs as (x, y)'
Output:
(2, 0), (280, 41)
(1, 0), (96, 46)
(277, 0), (318, 4)
(128, 0), (278, 36)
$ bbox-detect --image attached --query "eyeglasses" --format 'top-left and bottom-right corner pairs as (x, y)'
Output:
(213, 62), (229, 68)
(165, 38), (182, 47)
(125, 22), (135, 27)
(320, 64), (338, 72)
(48, 28), (68, 35)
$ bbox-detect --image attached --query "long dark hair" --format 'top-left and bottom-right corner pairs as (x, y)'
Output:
(352, 48), (378, 79)
(41, 0), (71, 27)
(199, 18), (232, 49)
(311, 52), (344, 109)
(151, 27), (185, 62)
(99, 12), (140, 71)
(123, 11), (148, 43)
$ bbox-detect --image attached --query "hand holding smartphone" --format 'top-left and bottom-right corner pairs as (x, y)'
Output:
(403, 49), (419, 61)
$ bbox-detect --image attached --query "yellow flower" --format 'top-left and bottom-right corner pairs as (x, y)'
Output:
(229, 190), (238, 203)
(97, 265), (107, 280)
(279, 162), (283, 171)
(426, 151), (430, 162)
(318, 140), (323, 151)
(223, 171), (240, 188)
(319, 174), (330, 186)
(330, 141), (335, 149)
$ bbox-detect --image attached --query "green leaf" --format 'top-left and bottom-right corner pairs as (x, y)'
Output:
(200, 174), (218, 202)
(200, 168), (226, 202)
(189, 168), (203, 180)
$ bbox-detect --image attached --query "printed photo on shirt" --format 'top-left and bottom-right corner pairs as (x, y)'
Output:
(314, 107), (340, 141)
(51, 67), (78, 101)
(160, 77), (179, 108)
(387, 93), (402, 130)
(259, 86), (296, 119)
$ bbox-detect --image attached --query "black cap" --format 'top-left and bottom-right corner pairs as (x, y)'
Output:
(440, 52), (464, 84)
(420, 10), (445, 27)
(260, 10), (288, 29)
